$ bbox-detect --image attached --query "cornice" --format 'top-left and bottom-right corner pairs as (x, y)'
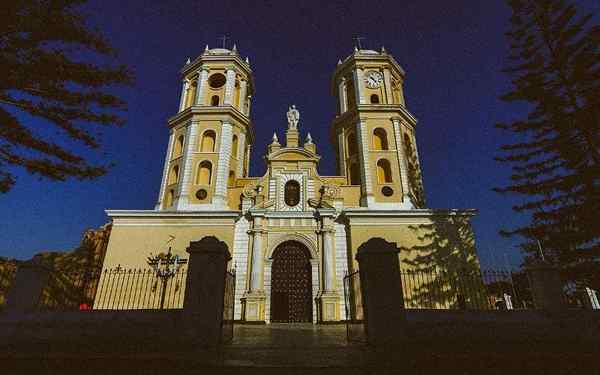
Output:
(341, 208), (477, 219)
(106, 210), (241, 219)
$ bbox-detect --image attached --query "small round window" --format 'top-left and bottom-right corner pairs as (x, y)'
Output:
(284, 180), (301, 207)
(195, 188), (208, 200)
(208, 73), (226, 89)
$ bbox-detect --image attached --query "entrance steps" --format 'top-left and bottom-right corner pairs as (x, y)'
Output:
(222, 323), (368, 368)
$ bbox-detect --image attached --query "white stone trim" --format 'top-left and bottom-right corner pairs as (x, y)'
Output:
(224, 68), (236, 105)
(393, 118), (412, 206)
(239, 79), (247, 112)
(195, 67), (209, 105)
(353, 68), (366, 105)
(383, 68), (393, 104)
(356, 120), (374, 206)
(214, 121), (233, 207)
(276, 172), (307, 211)
(155, 131), (175, 210)
(337, 129), (346, 176)
(334, 222), (348, 320)
(232, 216), (250, 319)
(175, 122), (199, 209)
(264, 259), (272, 323)
(236, 132), (246, 177)
(178, 80), (188, 112)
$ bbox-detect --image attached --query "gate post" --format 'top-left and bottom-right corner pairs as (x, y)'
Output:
(356, 238), (405, 346)
(5, 259), (50, 313)
(526, 260), (566, 310)
(183, 236), (231, 345)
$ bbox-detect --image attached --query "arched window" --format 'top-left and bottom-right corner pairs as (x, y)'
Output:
(231, 135), (239, 158)
(370, 94), (380, 104)
(211, 95), (220, 106)
(284, 180), (301, 207)
(173, 135), (184, 158)
(165, 189), (174, 207)
(200, 130), (216, 152)
(349, 162), (361, 185)
(186, 80), (197, 108)
(373, 128), (389, 150)
(234, 81), (241, 108)
(228, 170), (236, 187)
(196, 161), (212, 185)
(168, 165), (179, 185)
(347, 133), (358, 157)
(377, 159), (393, 184)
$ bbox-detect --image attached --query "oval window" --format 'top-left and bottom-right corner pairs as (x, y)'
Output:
(284, 180), (301, 207)
(208, 73), (226, 89)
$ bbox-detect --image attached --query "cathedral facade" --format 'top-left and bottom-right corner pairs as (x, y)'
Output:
(94, 45), (480, 323)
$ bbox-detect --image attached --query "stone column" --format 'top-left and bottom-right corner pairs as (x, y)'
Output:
(243, 216), (266, 321)
(224, 67), (236, 106)
(322, 229), (335, 291)
(383, 68), (393, 104)
(195, 66), (209, 105)
(155, 131), (175, 210)
(526, 260), (567, 310)
(5, 261), (51, 313)
(238, 79), (248, 112)
(213, 121), (232, 208)
(392, 117), (412, 207)
(353, 68), (366, 105)
(244, 144), (252, 177)
(356, 238), (405, 346)
(318, 214), (339, 322)
(178, 79), (188, 112)
(183, 236), (231, 345)
(246, 95), (252, 116)
(175, 121), (199, 209)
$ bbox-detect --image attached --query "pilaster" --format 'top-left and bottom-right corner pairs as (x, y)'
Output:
(224, 67), (236, 105)
(338, 77), (347, 113)
(239, 79), (248, 112)
(353, 68), (366, 105)
(356, 120), (374, 206)
(195, 66), (209, 105)
(178, 79), (188, 112)
(236, 132), (246, 178)
(213, 121), (233, 208)
(383, 68), (393, 104)
(155, 131), (175, 210)
(392, 117), (413, 207)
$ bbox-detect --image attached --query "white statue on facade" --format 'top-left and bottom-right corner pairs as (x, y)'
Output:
(287, 105), (300, 130)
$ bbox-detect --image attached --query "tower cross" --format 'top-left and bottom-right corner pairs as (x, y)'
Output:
(353, 36), (366, 50)
(219, 35), (229, 49)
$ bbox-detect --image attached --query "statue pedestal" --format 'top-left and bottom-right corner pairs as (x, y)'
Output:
(317, 291), (340, 322)
(242, 291), (266, 322)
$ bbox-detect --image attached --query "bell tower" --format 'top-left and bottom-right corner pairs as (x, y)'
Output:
(331, 47), (425, 209)
(155, 44), (255, 210)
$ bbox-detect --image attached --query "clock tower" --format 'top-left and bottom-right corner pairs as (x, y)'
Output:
(331, 47), (425, 209)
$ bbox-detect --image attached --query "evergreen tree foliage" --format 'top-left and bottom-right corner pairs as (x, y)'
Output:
(496, 0), (599, 283)
(0, 0), (133, 192)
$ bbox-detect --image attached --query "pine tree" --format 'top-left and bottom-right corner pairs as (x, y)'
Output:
(0, 0), (133, 192)
(495, 0), (600, 286)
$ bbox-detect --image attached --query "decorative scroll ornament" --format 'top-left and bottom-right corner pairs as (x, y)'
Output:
(242, 183), (259, 199)
(286, 105), (300, 130)
(321, 184), (340, 201)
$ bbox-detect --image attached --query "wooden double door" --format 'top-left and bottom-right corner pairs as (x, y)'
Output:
(270, 241), (313, 323)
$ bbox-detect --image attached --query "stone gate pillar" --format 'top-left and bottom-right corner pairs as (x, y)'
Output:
(183, 236), (231, 345)
(4, 259), (50, 313)
(526, 260), (566, 310)
(356, 238), (405, 346)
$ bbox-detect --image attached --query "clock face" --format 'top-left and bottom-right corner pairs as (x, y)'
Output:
(365, 71), (383, 88)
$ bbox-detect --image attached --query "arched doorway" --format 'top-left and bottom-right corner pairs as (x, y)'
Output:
(270, 241), (313, 322)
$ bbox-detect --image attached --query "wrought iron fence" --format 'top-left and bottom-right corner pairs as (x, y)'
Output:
(37, 269), (102, 311)
(93, 267), (187, 310)
(400, 268), (535, 310)
(343, 270), (366, 342)
(221, 268), (236, 343)
(0, 265), (17, 310)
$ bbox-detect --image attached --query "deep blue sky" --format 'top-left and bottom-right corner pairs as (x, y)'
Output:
(2, 0), (598, 267)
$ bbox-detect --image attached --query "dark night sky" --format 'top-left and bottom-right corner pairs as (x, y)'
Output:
(2, 0), (598, 267)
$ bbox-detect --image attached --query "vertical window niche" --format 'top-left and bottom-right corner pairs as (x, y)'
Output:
(376, 159), (393, 184)
(373, 128), (389, 150)
(173, 135), (185, 158)
(231, 135), (239, 158)
(168, 165), (179, 185)
(200, 130), (216, 152)
(196, 161), (212, 185)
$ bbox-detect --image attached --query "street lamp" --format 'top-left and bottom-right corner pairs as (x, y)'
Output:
(147, 247), (187, 309)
